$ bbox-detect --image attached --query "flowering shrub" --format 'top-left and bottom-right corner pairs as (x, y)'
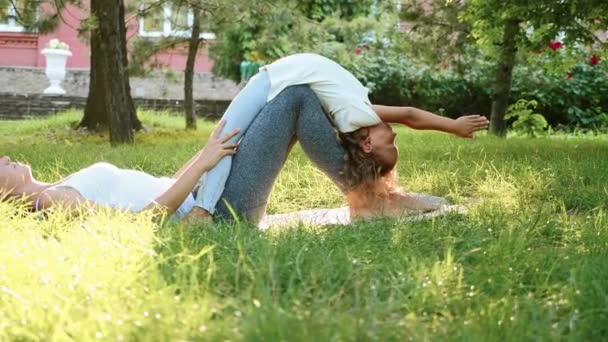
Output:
(338, 46), (607, 131)
(46, 38), (70, 51)
(514, 46), (608, 130)
(590, 55), (600, 66)
(549, 41), (563, 51)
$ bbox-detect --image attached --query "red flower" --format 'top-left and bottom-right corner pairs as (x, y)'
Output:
(566, 73), (573, 79)
(549, 41), (563, 51)
(355, 47), (362, 55)
(590, 54), (600, 66)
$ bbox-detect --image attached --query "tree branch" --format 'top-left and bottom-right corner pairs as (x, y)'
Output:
(573, 20), (606, 46)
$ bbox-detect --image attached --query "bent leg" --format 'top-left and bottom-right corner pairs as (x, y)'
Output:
(194, 71), (271, 214)
(215, 86), (349, 224)
(294, 96), (351, 194)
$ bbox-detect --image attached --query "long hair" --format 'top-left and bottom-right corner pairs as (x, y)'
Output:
(338, 129), (399, 197)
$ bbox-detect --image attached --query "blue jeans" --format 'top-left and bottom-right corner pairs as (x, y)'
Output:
(194, 71), (272, 214)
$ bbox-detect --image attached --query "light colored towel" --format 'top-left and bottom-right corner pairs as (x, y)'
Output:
(259, 193), (466, 229)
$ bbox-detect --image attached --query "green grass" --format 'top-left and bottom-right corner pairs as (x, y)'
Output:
(1, 111), (607, 341)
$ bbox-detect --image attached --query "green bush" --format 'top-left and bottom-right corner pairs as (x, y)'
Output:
(505, 99), (549, 137)
(512, 61), (608, 130)
(341, 49), (493, 118)
(338, 47), (607, 131)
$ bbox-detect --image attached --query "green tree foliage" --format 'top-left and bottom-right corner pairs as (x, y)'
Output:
(208, 0), (398, 82)
(399, 0), (608, 136)
(397, 0), (472, 72)
(130, 0), (223, 129)
(2, 0), (77, 33)
(463, 0), (608, 136)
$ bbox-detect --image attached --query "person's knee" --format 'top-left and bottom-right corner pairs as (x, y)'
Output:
(276, 85), (319, 109)
(279, 85), (314, 98)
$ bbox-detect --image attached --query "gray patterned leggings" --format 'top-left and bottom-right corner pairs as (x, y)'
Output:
(214, 86), (349, 224)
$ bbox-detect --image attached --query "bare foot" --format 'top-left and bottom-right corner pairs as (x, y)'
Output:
(184, 206), (213, 224)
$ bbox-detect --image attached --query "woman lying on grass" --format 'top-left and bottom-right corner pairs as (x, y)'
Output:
(188, 53), (489, 222)
(0, 121), (239, 219)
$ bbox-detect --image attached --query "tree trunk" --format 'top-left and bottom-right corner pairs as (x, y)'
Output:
(81, 31), (106, 129)
(490, 19), (519, 137)
(119, 0), (142, 131)
(79, 0), (137, 143)
(184, 8), (202, 130)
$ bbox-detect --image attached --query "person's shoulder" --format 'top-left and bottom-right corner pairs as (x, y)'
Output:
(345, 101), (382, 125)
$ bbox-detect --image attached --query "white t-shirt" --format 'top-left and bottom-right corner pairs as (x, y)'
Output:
(56, 162), (195, 218)
(263, 53), (381, 133)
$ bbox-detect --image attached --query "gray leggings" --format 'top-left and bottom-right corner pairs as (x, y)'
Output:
(215, 86), (349, 224)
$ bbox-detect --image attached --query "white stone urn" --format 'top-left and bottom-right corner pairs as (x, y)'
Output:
(41, 48), (72, 95)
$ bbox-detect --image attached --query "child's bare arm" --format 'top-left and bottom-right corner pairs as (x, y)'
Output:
(372, 105), (489, 138)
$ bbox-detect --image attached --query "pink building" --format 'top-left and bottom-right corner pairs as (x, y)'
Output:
(0, 2), (215, 72)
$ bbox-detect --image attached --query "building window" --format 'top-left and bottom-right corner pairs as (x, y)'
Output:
(138, 3), (215, 40)
(0, 1), (25, 32)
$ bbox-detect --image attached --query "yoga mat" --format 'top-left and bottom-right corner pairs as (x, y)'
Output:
(259, 193), (466, 229)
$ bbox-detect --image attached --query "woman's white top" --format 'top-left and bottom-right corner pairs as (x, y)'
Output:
(57, 162), (195, 218)
(263, 53), (382, 133)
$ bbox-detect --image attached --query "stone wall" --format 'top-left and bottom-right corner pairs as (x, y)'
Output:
(0, 67), (240, 100)
(0, 93), (231, 120)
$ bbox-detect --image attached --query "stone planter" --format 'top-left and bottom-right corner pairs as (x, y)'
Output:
(41, 48), (72, 95)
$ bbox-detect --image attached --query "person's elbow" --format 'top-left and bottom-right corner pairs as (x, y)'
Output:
(143, 201), (175, 219)
(400, 107), (421, 128)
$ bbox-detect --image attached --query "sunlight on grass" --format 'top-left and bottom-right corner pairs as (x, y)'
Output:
(1, 112), (607, 340)
(474, 166), (520, 212)
(0, 202), (226, 340)
(268, 154), (344, 214)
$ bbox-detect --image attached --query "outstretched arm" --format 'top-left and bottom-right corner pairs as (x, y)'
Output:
(372, 105), (489, 138)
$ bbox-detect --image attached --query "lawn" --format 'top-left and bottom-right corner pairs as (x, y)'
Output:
(1, 111), (607, 341)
